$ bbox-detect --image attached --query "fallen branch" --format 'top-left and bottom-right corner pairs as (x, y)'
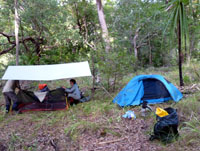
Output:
(190, 84), (196, 89)
(178, 83), (200, 96)
(98, 137), (128, 145)
(50, 139), (59, 151)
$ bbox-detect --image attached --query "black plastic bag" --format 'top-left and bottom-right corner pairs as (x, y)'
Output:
(150, 107), (179, 143)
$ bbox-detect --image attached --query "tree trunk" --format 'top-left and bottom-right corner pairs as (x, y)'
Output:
(184, 33), (187, 62)
(96, 0), (110, 53)
(92, 53), (95, 96)
(133, 28), (140, 60)
(14, 0), (19, 65)
(148, 36), (152, 65)
(189, 33), (195, 62)
(178, 19), (184, 86)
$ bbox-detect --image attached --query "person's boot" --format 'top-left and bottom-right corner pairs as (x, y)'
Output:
(6, 105), (10, 113)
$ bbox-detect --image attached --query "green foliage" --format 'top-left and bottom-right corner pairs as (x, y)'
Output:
(165, 0), (189, 44)
(0, 66), (200, 150)
(111, 0), (174, 67)
(183, 75), (191, 84)
(0, 0), (199, 90)
(184, 117), (200, 135)
(95, 49), (136, 90)
(0, 113), (4, 123)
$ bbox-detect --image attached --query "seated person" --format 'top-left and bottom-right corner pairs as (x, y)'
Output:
(65, 79), (81, 105)
(38, 84), (49, 92)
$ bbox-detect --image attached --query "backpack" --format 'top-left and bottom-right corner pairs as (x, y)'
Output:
(149, 107), (179, 143)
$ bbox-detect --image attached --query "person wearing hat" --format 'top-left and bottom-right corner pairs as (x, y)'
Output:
(2, 80), (21, 113)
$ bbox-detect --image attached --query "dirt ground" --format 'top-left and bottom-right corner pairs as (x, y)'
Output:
(1, 87), (200, 151)
(0, 113), (164, 151)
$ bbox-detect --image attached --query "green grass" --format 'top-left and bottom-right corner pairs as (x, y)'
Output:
(61, 97), (123, 141)
(64, 120), (100, 141)
(184, 117), (200, 135)
(0, 62), (200, 150)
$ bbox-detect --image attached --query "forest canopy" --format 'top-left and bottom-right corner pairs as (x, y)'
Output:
(0, 0), (199, 88)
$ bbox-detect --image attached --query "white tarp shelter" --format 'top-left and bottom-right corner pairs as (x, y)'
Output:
(2, 61), (92, 81)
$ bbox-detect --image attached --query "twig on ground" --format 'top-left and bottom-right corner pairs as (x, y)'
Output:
(50, 139), (58, 151)
(98, 137), (128, 145)
(190, 84), (196, 89)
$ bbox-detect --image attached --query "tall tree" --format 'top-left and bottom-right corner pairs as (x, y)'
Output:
(96, 0), (110, 53)
(133, 27), (140, 59)
(177, 16), (184, 86)
(14, 0), (19, 65)
(166, 0), (189, 86)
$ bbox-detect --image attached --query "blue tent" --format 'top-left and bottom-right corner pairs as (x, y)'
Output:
(113, 75), (183, 107)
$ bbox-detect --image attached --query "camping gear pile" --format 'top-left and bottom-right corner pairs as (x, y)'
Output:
(122, 107), (179, 143)
(1, 61), (92, 113)
(17, 88), (68, 113)
(150, 107), (179, 143)
(113, 75), (182, 143)
(16, 87), (91, 112)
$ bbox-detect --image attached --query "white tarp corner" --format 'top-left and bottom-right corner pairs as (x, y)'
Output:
(2, 61), (92, 81)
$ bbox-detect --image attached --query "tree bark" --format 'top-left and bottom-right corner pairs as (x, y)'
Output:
(96, 0), (110, 53)
(14, 0), (20, 65)
(0, 44), (16, 55)
(133, 28), (140, 59)
(188, 33), (196, 62)
(184, 33), (187, 62)
(91, 52), (96, 96)
(148, 36), (152, 65)
(178, 18), (184, 86)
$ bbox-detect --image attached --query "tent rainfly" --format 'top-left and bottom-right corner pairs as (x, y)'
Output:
(113, 75), (183, 107)
(2, 61), (92, 80)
